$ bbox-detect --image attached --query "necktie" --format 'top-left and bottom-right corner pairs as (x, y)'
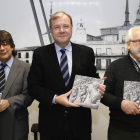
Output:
(60, 49), (69, 86)
(0, 63), (6, 93)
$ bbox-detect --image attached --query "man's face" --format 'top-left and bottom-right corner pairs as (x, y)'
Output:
(127, 29), (140, 61)
(0, 42), (13, 63)
(90, 92), (100, 104)
(80, 85), (87, 96)
(50, 15), (72, 48)
(73, 88), (78, 97)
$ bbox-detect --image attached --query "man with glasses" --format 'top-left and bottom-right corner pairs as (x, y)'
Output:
(101, 26), (140, 140)
(0, 30), (32, 140)
(28, 11), (106, 140)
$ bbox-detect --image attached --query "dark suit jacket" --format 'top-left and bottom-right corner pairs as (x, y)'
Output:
(28, 43), (99, 139)
(0, 57), (32, 140)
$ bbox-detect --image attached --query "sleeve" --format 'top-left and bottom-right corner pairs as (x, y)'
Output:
(101, 62), (123, 109)
(27, 50), (56, 109)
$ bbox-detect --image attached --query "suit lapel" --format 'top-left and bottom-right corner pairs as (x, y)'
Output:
(45, 44), (65, 88)
(2, 58), (20, 99)
(67, 43), (82, 88)
(45, 43), (83, 89)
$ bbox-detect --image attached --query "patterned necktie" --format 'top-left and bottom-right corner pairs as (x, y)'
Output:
(0, 63), (6, 93)
(60, 49), (69, 86)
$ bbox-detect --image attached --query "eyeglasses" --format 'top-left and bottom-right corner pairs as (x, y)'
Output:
(51, 25), (72, 31)
(129, 39), (140, 44)
(0, 42), (10, 48)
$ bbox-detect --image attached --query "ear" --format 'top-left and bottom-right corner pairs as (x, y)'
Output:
(50, 28), (52, 33)
(126, 42), (131, 50)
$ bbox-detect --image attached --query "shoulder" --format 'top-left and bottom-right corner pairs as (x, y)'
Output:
(72, 42), (92, 50)
(15, 57), (30, 69)
(105, 55), (129, 74)
(34, 44), (54, 53)
(71, 42), (94, 54)
(109, 55), (128, 67)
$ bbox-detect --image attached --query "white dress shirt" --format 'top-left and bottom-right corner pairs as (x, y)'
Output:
(52, 42), (72, 104)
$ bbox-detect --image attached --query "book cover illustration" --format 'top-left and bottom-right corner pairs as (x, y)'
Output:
(124, 81), (140, 107)
(69, 75), (104, 109)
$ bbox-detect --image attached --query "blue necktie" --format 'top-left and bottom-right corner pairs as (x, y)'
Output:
(60, 49), (69, 86)
(0, 63), (6, 93)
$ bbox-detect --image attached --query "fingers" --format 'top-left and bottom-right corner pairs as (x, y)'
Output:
(0, 100), (10, 112)
(55, 90), (80, 107)
(98, 84), (106, 91)
(69, 102), (80, 107)
(98, 84), (106, 96)
(121, 100), (140, 115)
(101, 77), (107, 80)
(134, 103), (139, 109)
(66, 89), (72, 96)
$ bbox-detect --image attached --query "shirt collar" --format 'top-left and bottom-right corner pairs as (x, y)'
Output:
(55, 42), (72, 53)
(0, 56), (14, 68)
(129, 54), (140, 66)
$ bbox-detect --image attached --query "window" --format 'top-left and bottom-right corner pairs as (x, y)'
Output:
(26, 52), (29, 58)
(122, 47), (125, 54)
(106, 59), (111, 68)
(96, 48), (102, 56)
(106, 48), (112, 55)
(96, 59), (101, 70)
(18, 52), (21, 58)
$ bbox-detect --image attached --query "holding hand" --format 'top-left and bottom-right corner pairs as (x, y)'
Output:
(121, 100), (139, 115)
(55, 90), (80, 107)
(0, 99), (10, 112)
(98, 77), (107, 98)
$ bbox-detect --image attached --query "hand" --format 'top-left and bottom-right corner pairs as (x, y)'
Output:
(121, 100), (139, 115)
(0, 99), (10, 112)
(98, 77), (107, 98)
(55, 90), (80, 107)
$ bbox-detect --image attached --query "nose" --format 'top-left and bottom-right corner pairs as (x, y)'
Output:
(0, 45), (5, 50)
(59, 27), (65, 32)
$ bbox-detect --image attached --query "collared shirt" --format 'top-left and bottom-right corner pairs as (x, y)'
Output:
(129, 54), (140, 71)
(55, 42), (72, 77)
(0, 56), (14, 81)
(53, 42), (72, 104)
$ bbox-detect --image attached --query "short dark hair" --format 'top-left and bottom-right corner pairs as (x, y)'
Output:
(0, 30), (17, 56)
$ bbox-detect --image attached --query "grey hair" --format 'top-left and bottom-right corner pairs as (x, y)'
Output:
(125, 26), (140, 53)
(125, 26), (140, 43)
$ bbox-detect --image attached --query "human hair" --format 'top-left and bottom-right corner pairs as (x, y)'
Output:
(49, 11), (73, 28)
(125, 26), (140, 53)
(125, 26), (140, 43)
(0, 30), (17, 56)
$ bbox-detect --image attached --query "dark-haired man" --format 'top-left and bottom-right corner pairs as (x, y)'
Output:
(0, 30), (32, 140)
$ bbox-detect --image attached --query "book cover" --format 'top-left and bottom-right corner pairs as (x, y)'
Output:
(124, 81), (140, 107)
(69, 75), (104, 109)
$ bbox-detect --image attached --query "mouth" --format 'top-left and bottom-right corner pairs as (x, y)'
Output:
(59, 36), (66, 38)
(0, 52), (7, 55)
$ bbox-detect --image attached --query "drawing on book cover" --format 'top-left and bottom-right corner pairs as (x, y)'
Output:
(69, 75), (104, 109)
(124, 81), (140, 107)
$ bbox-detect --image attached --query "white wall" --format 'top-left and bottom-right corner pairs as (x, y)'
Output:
(28, 100), (109, 140)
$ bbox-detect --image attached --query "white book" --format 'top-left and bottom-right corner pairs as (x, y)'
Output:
(69, 75), (104, 109)
(124, 81), (140, 107)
